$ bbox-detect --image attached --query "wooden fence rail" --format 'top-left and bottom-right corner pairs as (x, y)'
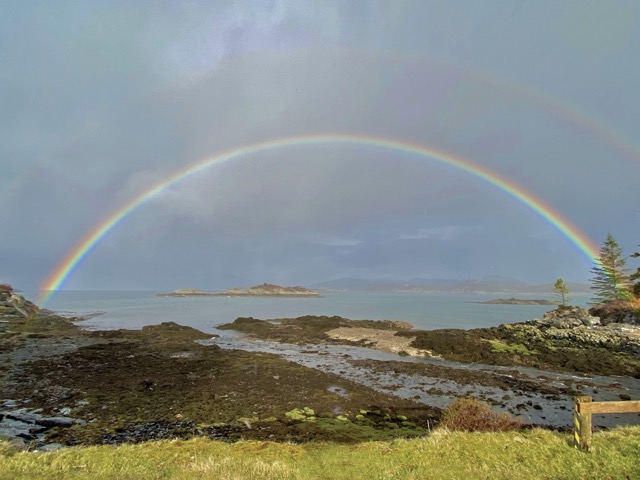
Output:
(573, 396), (640, 451)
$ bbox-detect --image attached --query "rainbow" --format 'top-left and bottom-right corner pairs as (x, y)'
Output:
(344, 48), (640, 166)
(408, 51), (640, 166)
(39, 133), (600, 303)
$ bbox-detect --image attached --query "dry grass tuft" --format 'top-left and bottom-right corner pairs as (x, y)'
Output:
(439, 397), (523, 432)
(188, 456), (298, 480)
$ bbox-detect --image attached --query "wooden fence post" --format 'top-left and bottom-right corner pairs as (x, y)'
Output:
(573, 396), (593, 452)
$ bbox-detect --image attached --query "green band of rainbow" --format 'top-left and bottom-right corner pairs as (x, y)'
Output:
(39, 133), (600, 304)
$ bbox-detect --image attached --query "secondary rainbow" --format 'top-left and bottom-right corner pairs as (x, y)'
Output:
(39, 133), (600, 303)
(357, 48), (640, 165)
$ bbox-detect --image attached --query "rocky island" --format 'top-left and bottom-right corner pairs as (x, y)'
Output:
(156, 288), (217, 297)
(157, 283), (320, 297)
(471, 298), (554, 305)
(222, 283), (320, 297)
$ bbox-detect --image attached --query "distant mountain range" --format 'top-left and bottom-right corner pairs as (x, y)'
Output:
(310, 275), (591, 294)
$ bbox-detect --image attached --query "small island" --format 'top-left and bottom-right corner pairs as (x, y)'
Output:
(157, 283), (320, 298)
(156, 288), (218, 297)
(471, 297), (554, 305)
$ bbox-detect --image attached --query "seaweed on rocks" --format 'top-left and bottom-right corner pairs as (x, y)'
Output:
(2, 313), (437, 447)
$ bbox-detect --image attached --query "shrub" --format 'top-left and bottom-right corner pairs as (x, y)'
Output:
(439, 397), (522, 432)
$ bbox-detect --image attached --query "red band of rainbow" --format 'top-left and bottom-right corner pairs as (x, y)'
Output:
(39, 133), (600, 304)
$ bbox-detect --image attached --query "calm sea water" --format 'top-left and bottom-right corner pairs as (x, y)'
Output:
(34, 290), (590, 334)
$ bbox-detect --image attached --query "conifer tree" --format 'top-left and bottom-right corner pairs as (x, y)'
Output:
(631, 246), (640, 297)
(553, 278), (570, 306)
(590, 233), (631, 304)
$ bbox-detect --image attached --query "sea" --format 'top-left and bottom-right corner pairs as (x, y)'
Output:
(34, 290), (590, 333)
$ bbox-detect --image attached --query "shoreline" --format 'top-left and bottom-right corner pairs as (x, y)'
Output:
(1, 311), (436, 448)
(2, 295), (639, 449)
(156, 284), (321, 298)
(216, 311), (640, 378)
(468, 298), (554, 305)
(156, 293), (321, 298)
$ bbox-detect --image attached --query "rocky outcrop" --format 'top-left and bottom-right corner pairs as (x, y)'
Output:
(540, 305), (601, 327)
(0, 402), (86, 451)
(223, 283), (319, 297)
(499, 306), (640, 355)
(0, 284), (39, 319)
(589, 300), (640, 325)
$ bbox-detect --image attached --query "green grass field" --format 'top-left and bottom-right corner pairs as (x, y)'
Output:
(2, 427), (639, 480)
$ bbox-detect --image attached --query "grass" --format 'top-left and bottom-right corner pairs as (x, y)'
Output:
(489, 339), (536, 356)
(2, 427), (640, 479)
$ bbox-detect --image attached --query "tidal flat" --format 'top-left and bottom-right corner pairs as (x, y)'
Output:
(1, 314), (437, 449)
(213, 315), (640, 428)
(1, 308), (639, 450)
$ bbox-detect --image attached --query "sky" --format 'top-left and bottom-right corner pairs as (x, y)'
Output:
(1, 0), (639, 291)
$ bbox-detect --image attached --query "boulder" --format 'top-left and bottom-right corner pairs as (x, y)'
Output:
(6, 412), (39, 424)
(589, 300), (640, 325)
(36, 417), (76, 428)
(541, 306), (600, 328)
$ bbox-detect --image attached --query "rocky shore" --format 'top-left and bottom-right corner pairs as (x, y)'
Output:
(1, 288), (434, 450)
(214, 309), (640, 428)
(217, 307), (640, 377)
(499, 305), (640, 357)
(2, 286), (639, 450)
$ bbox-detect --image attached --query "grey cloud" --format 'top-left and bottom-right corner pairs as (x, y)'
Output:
(395, 226), (470, 242)
(2, 1), (639, 290)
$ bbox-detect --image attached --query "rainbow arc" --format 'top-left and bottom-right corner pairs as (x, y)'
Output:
(39, 133), (600, 304)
